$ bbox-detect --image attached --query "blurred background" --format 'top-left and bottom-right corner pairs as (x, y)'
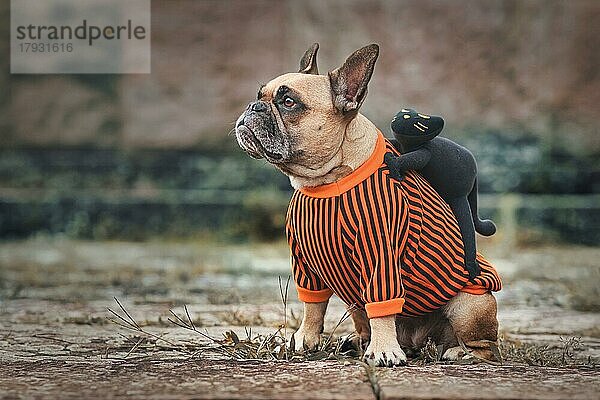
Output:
(0, 1), (599, 317)
(1, 0), (598, 246)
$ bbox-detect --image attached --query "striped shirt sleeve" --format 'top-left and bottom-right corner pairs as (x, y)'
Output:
(353, 180), (405, 318)
(286, 222), (333, 303)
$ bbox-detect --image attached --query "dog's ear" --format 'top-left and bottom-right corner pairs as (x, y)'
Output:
(299, 43), (319, 75)
(329, 44), (379, 113)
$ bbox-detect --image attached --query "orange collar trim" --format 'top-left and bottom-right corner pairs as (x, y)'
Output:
(299, 130), (386, 198)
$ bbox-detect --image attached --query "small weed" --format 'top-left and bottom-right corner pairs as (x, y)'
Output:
(500, 335), (590, 367)
(412, 337), (443, 366)
(560, 336), (583, 364)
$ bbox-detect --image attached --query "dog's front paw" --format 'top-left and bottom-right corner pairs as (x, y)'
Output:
(363, 340), (407, 367)
(290, 327), (320, 352)
(442, 346), (472, 361)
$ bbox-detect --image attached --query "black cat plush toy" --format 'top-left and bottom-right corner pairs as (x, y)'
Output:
(384, 108), (496, 279)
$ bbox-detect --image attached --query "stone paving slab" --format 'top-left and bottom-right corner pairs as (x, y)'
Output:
(0, 358), (375, 400)
(1, 240), (599, 399)
(375, 364), (600, 400)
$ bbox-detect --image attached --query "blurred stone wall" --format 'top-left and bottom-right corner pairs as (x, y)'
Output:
(1, 0), (599, 154)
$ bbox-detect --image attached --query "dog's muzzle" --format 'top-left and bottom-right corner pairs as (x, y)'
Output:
(235, 101), (290, 163)
(235, 122), (264, 160)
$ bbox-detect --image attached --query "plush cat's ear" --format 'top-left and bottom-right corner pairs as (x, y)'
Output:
(299, 43), (319, 75)
(329, 44), (379, 114)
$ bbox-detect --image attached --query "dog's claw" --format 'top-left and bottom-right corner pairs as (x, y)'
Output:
(290, 328), (320, 352)
(363, 351), (407, 367)
(363, 343), (408, 367)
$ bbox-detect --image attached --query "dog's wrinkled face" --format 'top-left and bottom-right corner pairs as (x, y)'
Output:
(235, 73), (338, 169)
(235, 43), (379, 179)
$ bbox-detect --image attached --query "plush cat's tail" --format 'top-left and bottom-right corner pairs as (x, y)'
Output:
(468, 177), (497, 236)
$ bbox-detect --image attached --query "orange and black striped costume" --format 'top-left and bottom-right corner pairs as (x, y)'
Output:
(286, 131), (501, 318)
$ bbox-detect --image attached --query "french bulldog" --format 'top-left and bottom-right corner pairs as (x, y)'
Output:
(235, 43), (500, 367)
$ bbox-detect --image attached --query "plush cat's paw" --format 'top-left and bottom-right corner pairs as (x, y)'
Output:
(390, 171), (405, 182)
(384, 153), (405, 182)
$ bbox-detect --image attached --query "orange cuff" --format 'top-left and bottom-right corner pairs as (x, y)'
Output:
(296, 286), (333, 303)
(365, 298), (405, 318)
(460, 284), (489, 295)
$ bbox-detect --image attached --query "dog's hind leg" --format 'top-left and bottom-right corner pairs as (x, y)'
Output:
(441, 292), (500, 362)
(395, 311), (455, 355)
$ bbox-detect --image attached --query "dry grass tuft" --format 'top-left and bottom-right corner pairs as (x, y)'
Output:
(411, 337), (444, 366)
(107, 277), (596, 367)
(499, 336), (592, 367)
(107, 276), (362, 362)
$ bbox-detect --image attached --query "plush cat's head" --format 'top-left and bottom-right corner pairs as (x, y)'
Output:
(390, 108), (444, 152)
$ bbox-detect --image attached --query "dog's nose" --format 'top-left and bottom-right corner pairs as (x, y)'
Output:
(251, 101), (268, 113)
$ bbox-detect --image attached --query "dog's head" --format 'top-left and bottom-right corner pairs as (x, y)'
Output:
(235, 43), (379, 181)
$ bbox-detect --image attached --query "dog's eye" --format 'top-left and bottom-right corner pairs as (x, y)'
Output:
(283, 97), (296, 108)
